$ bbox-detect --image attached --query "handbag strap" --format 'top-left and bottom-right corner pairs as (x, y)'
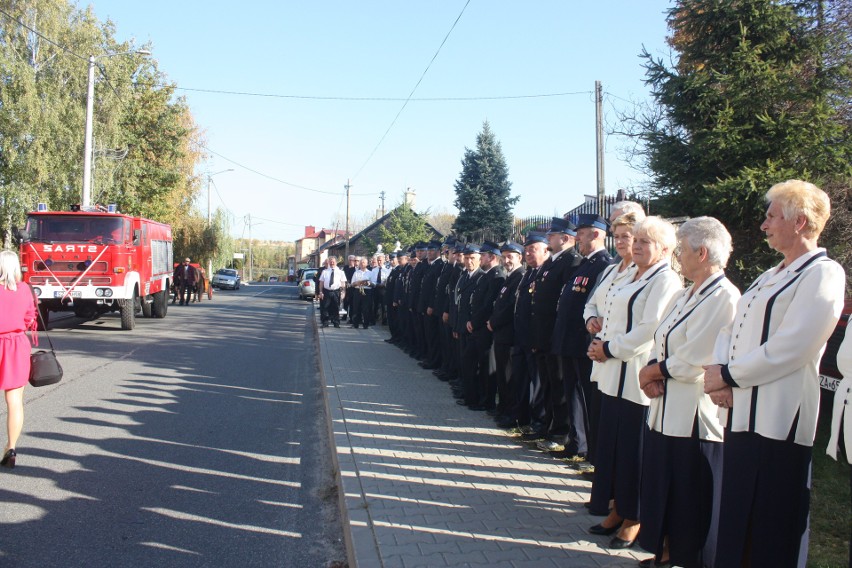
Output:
(27, 284), (56, 353)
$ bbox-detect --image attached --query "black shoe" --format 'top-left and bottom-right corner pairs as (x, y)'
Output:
(609, 535), (636, 549)
(496, 418), (517, 429)
(322, 322), (329, 327)
(589, 522), (621, 536)
(638, 558), (672, 568)
(333, 322), (340, 328)
(1, 449), (16, 469)
(384, 338), (395, 343)
(363, 325), (369, 329)
(469, 405), (487, 411)
(455, 399), (469, 406)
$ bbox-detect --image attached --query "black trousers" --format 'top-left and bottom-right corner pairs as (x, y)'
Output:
(714, 430), (812, 568)
(179, 283), (195, 305)
(556, 356), (596, 456)
(532, 352), (556, 435)
(373, 287), (386, 324)
(510, 346), (536, 426)
(423, 312), (442, 366)
(461, 328), (493, 407)
(494, 341), (513, 418)
(351, 289), (373, 326)
(321, 289), (341, 324)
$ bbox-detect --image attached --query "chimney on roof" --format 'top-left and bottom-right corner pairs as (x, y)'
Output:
(304, 225), (316, 238)
(404, 187), (416, 209)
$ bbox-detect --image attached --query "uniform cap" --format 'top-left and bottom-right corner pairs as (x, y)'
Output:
(479, 240), (501, 255)
(463, 243), (482, 255)
(500, 241), (524, 255)
(576, 213), (609, 231)
(523, 232), (548, 247)
(546, 217), (577, 236)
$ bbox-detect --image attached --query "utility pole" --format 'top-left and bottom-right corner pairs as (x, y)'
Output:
(344, 179), (351, 260)
(248, 213), (254, 282)
(595, 80), (606, 217)
(379, 190), (386, 217)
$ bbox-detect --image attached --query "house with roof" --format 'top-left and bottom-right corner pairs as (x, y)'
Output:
(294, 226), (347, 266)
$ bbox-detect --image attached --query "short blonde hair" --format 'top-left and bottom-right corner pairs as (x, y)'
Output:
(634, 216), (677, 255)
(0, 250), (22, 291)
(611, 212), (640, 231)
(766, 179), (831, 238)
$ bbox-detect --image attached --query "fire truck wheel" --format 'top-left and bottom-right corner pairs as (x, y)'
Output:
(152, 290), (168, 318)
(120, 291), (137, 330)
(141, 295), (153, 318)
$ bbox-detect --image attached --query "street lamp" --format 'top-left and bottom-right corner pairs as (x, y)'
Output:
(82, 48), (151, 208)
(206, 169), (233, 277)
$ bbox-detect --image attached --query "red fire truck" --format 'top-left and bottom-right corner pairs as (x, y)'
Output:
(17, 205), (174, 330)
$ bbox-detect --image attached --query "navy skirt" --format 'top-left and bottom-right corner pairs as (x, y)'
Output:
(589, 393), (647, 520)
(639, 427), (722, 568)
(714, 430), (811, 568)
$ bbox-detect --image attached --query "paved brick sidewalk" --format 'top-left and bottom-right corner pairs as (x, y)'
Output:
(317, 314), (645, 568)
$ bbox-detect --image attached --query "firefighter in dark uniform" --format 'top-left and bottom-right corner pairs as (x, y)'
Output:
(431, 238), (457, 380)
(450, 243), (483, 402)
(548, 214), (613, 466)
(406, 243), (428, 359)
(342, 255), (358, 321)
(390, 250), (411, 345)
(511, 232), (549, 433)
(441, 242), (466, 383)
(487, 240), (525, 427)
(384, 253), (400, 341)
(460, 241), (505, 410)
(418, 240), (444, 370)
(525, 217), (582, 442)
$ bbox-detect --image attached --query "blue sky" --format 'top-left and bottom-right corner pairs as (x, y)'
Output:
(83, 1), (674, 241)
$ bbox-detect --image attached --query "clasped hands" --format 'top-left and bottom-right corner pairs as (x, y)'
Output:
(702, 364), (734, 409)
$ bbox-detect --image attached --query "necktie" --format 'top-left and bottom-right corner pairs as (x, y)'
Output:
(377, 269), (382, 284)
(329, 270), (335, 287)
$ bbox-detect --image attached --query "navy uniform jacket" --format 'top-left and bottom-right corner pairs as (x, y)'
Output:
(528, 250), (583, 352)
(453, 268), (483, 334)
(469, 265), (505, 332)
(385, 265), (401, 305)
(407, 261), (426, 310)
(446, 263), (464, 322)
(514, 267), (538, 348)
(393, 264), (411, 305)
(417, 258), (444, 314)
(433, 260), (456, 315)
(489, 267), (524, 345)
(551, 249), (613, 357)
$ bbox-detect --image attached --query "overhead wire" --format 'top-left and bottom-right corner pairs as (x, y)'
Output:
(352, 0), (472, 181)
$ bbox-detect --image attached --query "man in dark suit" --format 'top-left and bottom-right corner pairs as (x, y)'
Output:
(544, 214), (613, 466)
(440, 243), (466, 383)
(406, 243), (428, 359)
(418, 241), (445, 370)
(173, 258), (199, 306)
(342, 255), (358, 321)
(488, 241), (525, 427)
(460, 241), (505, 410)
(431, 238), (456, 380)
(388, 251), (409, 344)
(525, 217), (582, 442)
(450, 243), (483, 402)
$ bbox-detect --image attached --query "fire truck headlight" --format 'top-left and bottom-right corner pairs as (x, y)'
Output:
(98, 288), (113, 298)
(95, 288), (103, 297)
(32, 287), (42, 297)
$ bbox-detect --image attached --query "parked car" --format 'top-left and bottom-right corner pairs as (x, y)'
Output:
(299, 269), (317, 300)
(212, 268), (241, 290)
(268, 276), (279, 283)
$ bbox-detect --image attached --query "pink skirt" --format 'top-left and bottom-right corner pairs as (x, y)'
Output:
(0, 333), (31, 391)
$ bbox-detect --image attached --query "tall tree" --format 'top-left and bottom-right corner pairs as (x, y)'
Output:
(452, 121), (517, 241)
(375, 202), (430, 253)
(628, 0), (852, 287)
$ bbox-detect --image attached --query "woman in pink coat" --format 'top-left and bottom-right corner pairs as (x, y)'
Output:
(0, 250), (37, 468)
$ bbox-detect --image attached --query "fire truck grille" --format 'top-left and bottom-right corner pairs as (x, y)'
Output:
(29, 276), (113, 286)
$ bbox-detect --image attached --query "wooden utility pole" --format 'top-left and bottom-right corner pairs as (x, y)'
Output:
(344, 180), (351, 260)
(379, 190), (386, 217)
(595, 80), (606, 217)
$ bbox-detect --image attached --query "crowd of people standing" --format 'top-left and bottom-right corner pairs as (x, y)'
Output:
(312, 180), (849, 568)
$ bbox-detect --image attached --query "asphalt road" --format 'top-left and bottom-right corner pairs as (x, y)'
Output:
(0, 283), (345, 567)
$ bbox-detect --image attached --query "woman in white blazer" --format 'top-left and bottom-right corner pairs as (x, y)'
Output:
(704, 180), (846, 568)
(637, 217), (740, 568)
(827, 331), (852, 567)
(586, 216), (683, 549)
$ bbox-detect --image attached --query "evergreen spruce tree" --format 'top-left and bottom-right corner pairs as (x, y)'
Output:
(452, 121), (518, 241)
(376, 202), (431, 253)
(632, 0), (852, 287)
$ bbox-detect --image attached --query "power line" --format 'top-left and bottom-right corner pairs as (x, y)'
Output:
(352, 0), (472, 180)
(174, 86), (594, 102)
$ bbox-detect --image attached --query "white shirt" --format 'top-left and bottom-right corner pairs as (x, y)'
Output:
(591, 260), (683, 405)
(583, 261), (636, 326)
(647, 273), (740, 440)
(714, 248), (845, 446)
(319, 267), (346, 291)
(352, 268), (372, 288)
(370, 265), (390, 286)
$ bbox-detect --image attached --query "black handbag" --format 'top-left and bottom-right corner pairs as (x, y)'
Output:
(28, 288), (63, 387)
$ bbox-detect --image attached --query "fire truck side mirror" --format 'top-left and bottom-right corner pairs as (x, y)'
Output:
(11, 226), (27, 245)
(133, 229), (141, 246)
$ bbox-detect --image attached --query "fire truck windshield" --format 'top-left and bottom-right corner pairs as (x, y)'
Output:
(25, 215), (129, 244)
